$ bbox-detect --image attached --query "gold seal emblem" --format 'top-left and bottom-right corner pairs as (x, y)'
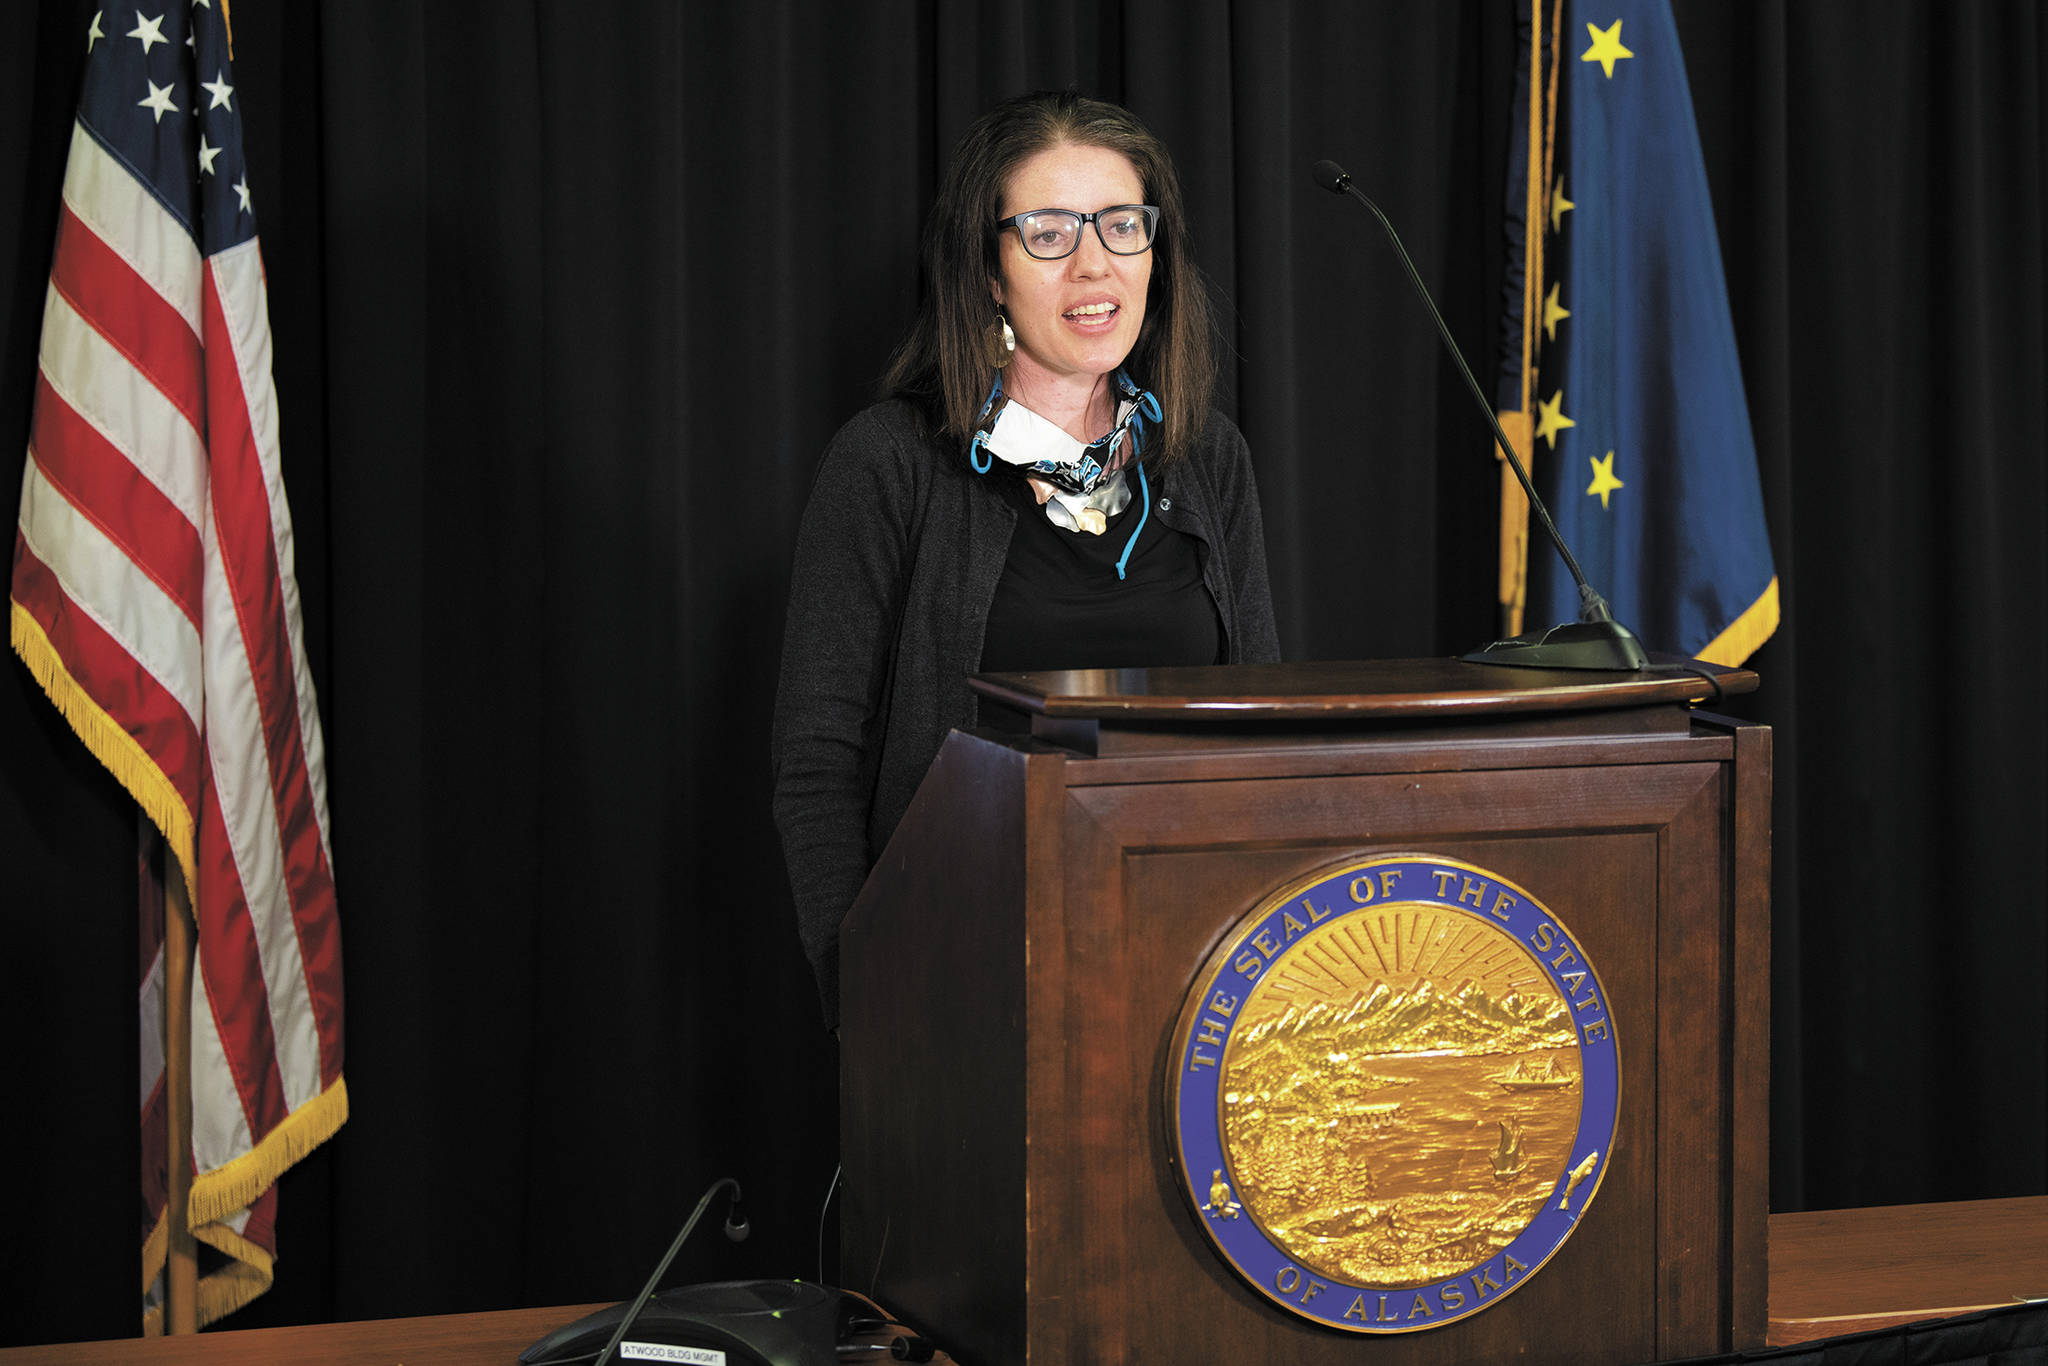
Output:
(1169, 854), (1619, 1332)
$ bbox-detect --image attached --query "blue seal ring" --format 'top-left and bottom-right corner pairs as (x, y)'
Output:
(1167, 853), (1621, 1333)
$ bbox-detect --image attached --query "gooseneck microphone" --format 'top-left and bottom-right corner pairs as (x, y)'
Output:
(590, 1177), (750, 1366)
(1311, 159), (1647, 670)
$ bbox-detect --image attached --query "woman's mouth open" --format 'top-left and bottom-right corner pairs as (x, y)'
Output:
(1064, 300), (1120, 327)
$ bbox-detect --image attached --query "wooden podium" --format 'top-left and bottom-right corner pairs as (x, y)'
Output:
(839, 659), (1769, 1366)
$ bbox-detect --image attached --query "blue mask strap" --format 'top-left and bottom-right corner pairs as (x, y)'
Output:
(1119, 373), (1162, 462)
(1128, 398), (1155, 456)
(1115, 463), (1150, 581)
(968, 375), (1003, 473)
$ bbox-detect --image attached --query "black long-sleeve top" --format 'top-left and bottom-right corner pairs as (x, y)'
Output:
(771, 398), (1282, 1026)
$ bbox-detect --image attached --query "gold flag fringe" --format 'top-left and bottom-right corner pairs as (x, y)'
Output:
(190, 1222), (275, 1328)
(1699, 576), (1780, 668)
(16, 599), (348, 1328)
(138, 1081), (345, 1332)
(1496, 409), (1536, 637)
(141, 1206), (168, 1298)
(187, 1076), (350, 1229)
(141, 1225), (275, 1335)
(11, 602), (197, 904)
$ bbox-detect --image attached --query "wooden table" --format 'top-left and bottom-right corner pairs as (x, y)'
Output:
(0, 1299), (956, 1365)
(1766, 1194), (2048, 1345)
(0, 1303), (613, 1365)
(2, 1198), (2040, 1362)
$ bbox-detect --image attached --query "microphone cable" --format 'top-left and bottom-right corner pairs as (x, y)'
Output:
(817, 1162), (841, 1285)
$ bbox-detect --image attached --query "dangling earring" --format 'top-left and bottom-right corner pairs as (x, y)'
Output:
(989, 310), (1016, 369)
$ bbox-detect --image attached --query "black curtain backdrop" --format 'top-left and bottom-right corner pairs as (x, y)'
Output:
(2, 0), (2044, 1347)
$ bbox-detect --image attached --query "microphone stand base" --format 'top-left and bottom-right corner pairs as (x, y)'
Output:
(1462, 618), (1650, 671)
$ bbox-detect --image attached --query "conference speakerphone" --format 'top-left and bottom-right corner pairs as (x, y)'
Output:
(520, 1279), (935, 1366)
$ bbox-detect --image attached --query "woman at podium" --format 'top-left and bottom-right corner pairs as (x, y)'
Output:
(773, 91), (1280, 1026)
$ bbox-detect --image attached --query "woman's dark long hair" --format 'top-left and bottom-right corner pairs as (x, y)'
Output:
(883, 91), (1215, 466)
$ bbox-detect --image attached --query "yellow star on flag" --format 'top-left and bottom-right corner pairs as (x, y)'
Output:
(1536, 389), (1576, 449)
(1586, 451), (1624, 509)
(1582, 20), (1634, 79)
(1551, 176), (1573, 233)
(1543, 281), (1570, 341)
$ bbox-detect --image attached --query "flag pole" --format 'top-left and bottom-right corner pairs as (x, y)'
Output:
(1496, 0), (1546, 639)
(164, 863), (198, 1334)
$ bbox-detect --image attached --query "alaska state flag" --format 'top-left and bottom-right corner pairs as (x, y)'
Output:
(1526, 0), (1778, 664)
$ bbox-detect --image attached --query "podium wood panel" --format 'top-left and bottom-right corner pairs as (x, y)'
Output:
(840, 660), (1766, 1366)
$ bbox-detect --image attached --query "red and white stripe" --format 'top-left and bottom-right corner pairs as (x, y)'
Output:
(12, 113), (344, 1291)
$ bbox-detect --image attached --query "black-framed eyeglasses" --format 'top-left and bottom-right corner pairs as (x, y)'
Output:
(995, 205), (1160, 260)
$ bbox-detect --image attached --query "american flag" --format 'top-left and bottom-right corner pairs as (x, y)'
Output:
(10, 3), (345, 1328)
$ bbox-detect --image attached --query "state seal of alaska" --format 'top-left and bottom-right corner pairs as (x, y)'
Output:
(1168, 853), (1620, 1333)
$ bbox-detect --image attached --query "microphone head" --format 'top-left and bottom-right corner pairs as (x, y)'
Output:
(720, 1179), (753, 1245)
(1311, 159), (1351, 194)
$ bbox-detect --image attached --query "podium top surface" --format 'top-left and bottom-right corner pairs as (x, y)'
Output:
(970, 656), (1757, 722)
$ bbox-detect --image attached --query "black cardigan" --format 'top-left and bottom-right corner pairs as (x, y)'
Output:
(770, 399), (1282, 1026)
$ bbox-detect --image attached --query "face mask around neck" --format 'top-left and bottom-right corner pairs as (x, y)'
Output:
(966, 371), (1162, 534)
